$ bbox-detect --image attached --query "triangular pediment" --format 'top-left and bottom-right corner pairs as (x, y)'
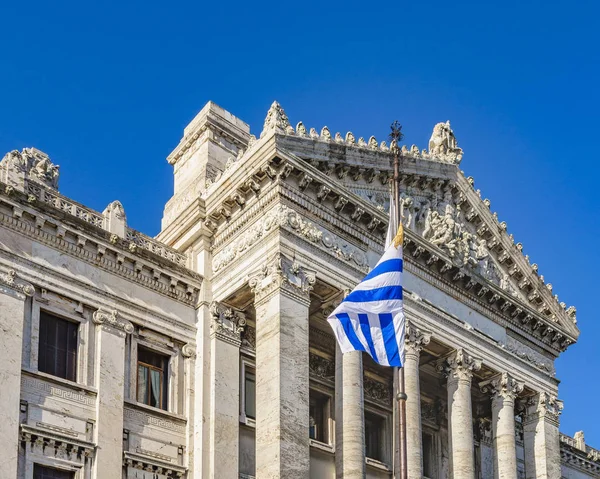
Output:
(255, 103), (578, 341)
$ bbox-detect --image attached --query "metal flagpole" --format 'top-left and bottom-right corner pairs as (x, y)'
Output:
(390, 121), (408, 479)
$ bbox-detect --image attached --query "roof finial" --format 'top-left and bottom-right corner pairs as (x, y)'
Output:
(260, 101), (291, 138)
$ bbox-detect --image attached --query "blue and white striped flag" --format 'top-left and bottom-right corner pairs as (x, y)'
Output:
(327, 204), (405, 367)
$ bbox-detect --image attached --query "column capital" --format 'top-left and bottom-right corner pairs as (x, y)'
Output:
(525, 392), (563, 426)
(249, 253), (315, 305)
(483, 372), (524, 402)
(92, 308), (133, 335)
(439, 348), (482, 383)
(405, 322), (432, 357)
(210, 301), (245, 346)
(0, 268), (34, 298)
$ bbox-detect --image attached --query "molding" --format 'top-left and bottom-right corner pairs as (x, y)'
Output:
(92, 308), (134, 335)
(0, 267), (34, 297)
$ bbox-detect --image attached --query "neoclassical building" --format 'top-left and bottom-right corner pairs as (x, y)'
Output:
(0, 101), (597, 479)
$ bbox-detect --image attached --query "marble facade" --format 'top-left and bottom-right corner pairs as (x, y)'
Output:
(0, 101), (596, 478)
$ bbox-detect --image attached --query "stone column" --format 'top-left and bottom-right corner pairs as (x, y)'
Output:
(442, 348), (481, 479)
(249, 254), (315, 479)
(523, 392), (562, 479)
(488, 373), (523, 479)
(92, 308), (133, 478)
(404, 323), (431, 479)
(208, 301), (244, 479)
(335, 346), (365, 479)
(0, 270), (34, 478)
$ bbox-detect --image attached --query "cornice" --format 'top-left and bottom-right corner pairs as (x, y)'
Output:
(0, 194), (201, 306)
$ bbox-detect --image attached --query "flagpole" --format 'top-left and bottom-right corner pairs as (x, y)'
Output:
(391, 126), (408, 479)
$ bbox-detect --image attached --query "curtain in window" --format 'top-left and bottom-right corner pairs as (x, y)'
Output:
(137, 366), (148, 404)
(150, 369), (161, 408)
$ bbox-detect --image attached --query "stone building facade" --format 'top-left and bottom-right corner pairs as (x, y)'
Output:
(0, 101), (596, 478)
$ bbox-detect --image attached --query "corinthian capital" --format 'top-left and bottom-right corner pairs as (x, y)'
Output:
(249, 253), (316, 304)
(404, 322), (432, 357)
(484, 372), (524, 402)
(526, 392), (563, 424)
(440, 348), (482, 383)
(210, 301), (245, 346)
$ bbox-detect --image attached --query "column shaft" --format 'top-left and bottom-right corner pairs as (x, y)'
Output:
(492, 396), (517, 479)
(335, 347), (365, 478)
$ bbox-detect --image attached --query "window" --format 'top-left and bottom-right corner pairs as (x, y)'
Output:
(137, 347), (168, 410)
(423, 432), (434, 478)
(309, 390), (330, 443)
(33, 464), (74, 479)
(38, 311), (78, 381)
(365, 411), (385, 462)
(243, 365), (256, 420)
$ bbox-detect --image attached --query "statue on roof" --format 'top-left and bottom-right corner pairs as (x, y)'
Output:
(428, 121), (463, 163)
(1, 147), (59, 190)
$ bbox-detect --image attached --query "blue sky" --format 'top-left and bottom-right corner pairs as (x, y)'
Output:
(2, 0), (599, 443)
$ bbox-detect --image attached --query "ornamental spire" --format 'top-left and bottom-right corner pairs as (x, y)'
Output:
(260, 101), (291, 138)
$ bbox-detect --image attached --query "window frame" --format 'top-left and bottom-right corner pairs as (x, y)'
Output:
(33, 463), (76, 479)
(136, 346), (169, 411)
(35, 309), (81, 383)
(363, 407), (392, 467)
(240, 358), (256, 426)
(308, 388), (332, 446)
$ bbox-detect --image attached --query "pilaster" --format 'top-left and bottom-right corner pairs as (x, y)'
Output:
(523, 392), (562, 479)
(441, 348), (481, 479)
(404, 323), (431, 479)
(0, 269), (33, 478)
(208, 301), (245, 479)
(92, 308), (133, 478)
(249, 253), (315, 479)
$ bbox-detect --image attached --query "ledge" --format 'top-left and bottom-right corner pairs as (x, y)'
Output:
(21, 368), (98, 395)
(366, 457), (392, 472)
(309, 439), (334, 455)
(124, 399), (187, 424)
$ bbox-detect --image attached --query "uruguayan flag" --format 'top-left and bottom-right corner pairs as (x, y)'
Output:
(327, 205), (405, 367)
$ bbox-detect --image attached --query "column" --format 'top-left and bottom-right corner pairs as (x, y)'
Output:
(489, 373), (523, 479)
(93, 308), (133, 478)
(250, 254), (315, 479)
(523, 392), (562, 479)
(0, 270), (34, 478)
(335, 346), (365, 478)
(404, 323), (431, 478)
(208, 302), (244, 478)
(442, 348), (481, 479)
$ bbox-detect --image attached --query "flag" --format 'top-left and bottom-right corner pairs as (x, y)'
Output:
(327, 203), (406, 367)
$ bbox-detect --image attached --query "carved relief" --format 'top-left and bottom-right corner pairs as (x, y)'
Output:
(1, 148), (60, 189)
(483, 372), (524, 401)
(0, 269), (34, 296)
(260, 101), (291, 138)
(363, 375), (392, 406)
(210, 301), (245, 345)
(309, 353), (335, 384)
(92, 308), (134, 334)
(212, 205), (368, 273)
(428, 121), (463, 163)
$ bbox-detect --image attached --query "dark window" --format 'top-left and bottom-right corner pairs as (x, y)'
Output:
(244, 366), (256, 419)
(137, 347), (168, 410)
(423, 432), (434, 477)
(38, 312), (78, 381)
(365, 411), (385, 462)
(33, 464), (75, 479)
(309, 390), (329, 443)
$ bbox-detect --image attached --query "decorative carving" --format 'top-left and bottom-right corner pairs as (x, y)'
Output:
(0, 269), (34, 296)
(92, 308), (134, 334)
(296, 122), (307, 137)
(483, 372), (524, 401)
(428, 121), (463, 163)
(241, 325), (256, 350)
(526, 392), (563, 424)
(404, 323), (431, 357)
(502, 337), (555, 376)
(320, 126), (332, 141)
(210, 301), (245, 345)
(212, 205), (368, 273)
(309, 353), (335, 383)
(181, 343), (196, 358)
(261, 101), (291, 138)
(364, 375), (392, 406)
(1, 148), (60, 189)
(249, 253), (316, 303)
(439, 348), (482, 383)
(345, 132), (356, 145)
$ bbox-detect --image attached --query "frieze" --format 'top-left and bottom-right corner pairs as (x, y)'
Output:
(21, 376), (95, 407)
(212, 205), (368, 274)
(123, 406), (186, 433)
(501, 336), (555, 376)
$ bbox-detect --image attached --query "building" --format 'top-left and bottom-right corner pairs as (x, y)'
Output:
(0, 100), (597, 479)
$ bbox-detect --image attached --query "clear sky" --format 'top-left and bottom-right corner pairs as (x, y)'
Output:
(2, 0), (599, 444)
